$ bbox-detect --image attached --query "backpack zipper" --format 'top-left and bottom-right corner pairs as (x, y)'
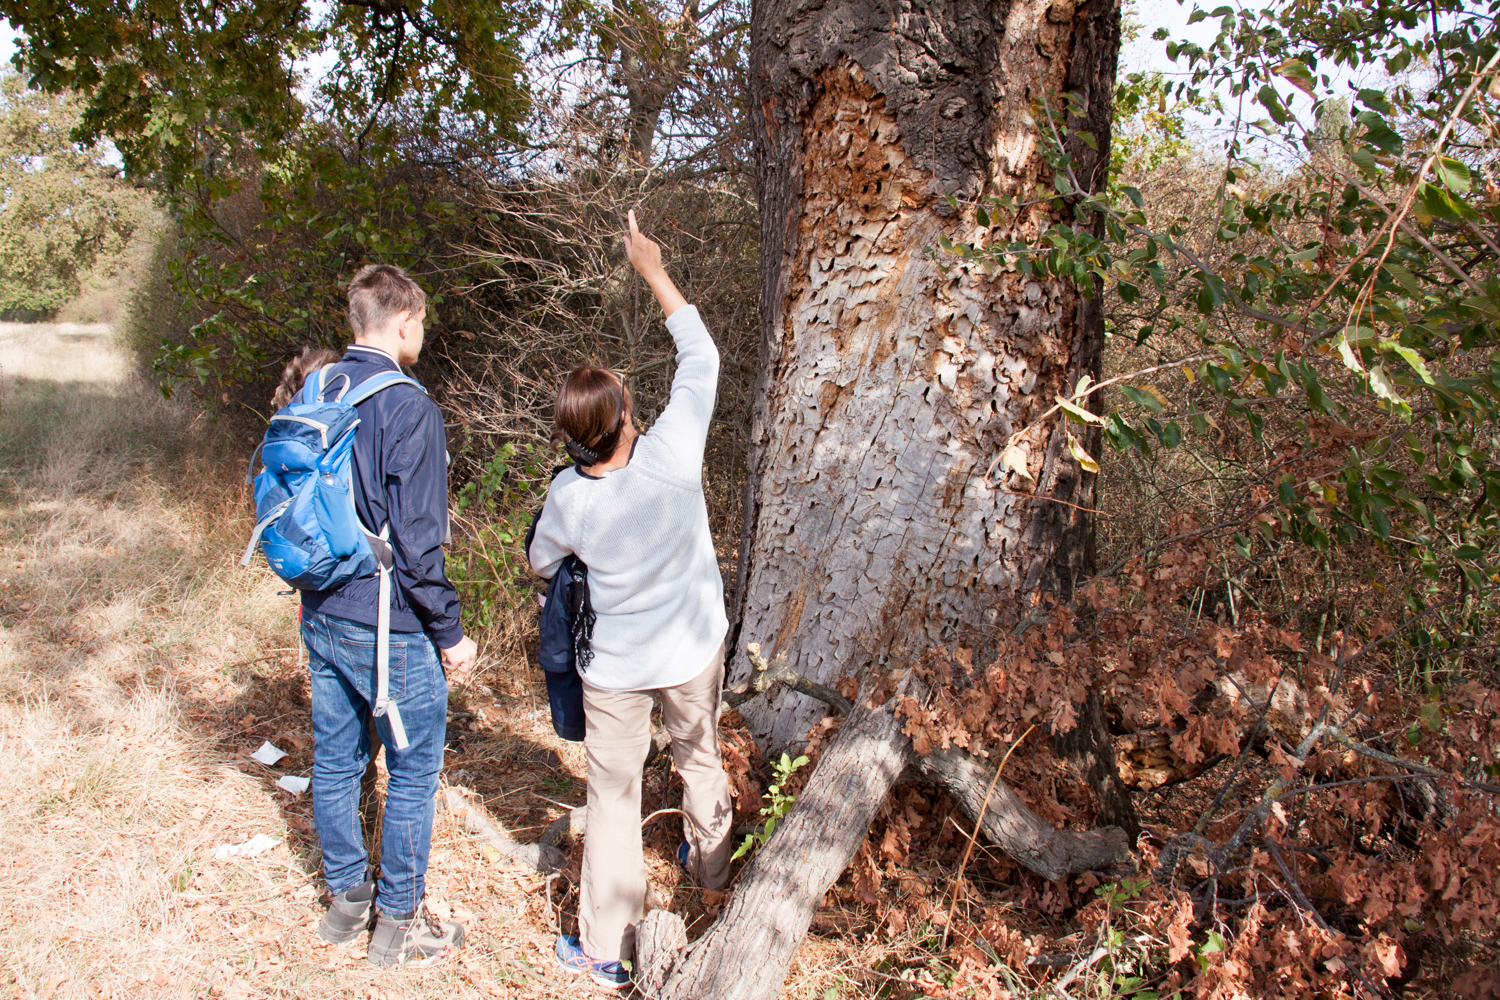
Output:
(269, 413), (332, 449)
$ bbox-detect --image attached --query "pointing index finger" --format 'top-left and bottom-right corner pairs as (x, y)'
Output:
(628, 209), (639, 239)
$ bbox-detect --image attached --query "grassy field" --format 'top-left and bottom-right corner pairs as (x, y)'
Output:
(0, 324), (603, 1000)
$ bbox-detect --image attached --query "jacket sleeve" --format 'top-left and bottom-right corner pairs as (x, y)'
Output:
(385, 394), (465, 648)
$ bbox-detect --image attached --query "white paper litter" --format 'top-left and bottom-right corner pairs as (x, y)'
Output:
(275, 775), (310, 795)
(211, 833), (280, 861)
(250, 741), (287, 766)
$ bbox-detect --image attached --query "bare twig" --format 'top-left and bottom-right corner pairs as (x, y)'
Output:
(724, 642), (854, 715)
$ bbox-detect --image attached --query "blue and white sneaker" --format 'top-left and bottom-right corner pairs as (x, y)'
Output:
(554, 934), (630, 990)
(677, 840), (693, 880)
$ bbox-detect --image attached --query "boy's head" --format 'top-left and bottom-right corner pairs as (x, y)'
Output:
(348, 263), (427, 364)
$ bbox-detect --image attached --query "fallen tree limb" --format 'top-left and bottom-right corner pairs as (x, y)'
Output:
(442, 786), (567, 873)
(635, 678), (1137, 1000)
(918, 745), (1135, 880)
(729, 654), (1138, 882)
(635, 908), (690, 996)
(637, 685), (913, 1000)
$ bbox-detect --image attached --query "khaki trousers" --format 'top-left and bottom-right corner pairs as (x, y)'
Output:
(579, 645), (732, 962)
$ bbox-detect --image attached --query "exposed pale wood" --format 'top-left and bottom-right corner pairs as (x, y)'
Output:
(918, 746), (1135, 880)
(442, 787), (566, 873)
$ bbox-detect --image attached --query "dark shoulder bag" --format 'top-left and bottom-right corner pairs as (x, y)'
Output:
(525, 468), (595, 742)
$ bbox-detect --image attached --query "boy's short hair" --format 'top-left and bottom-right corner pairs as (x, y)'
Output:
(347, 263), (426, 337)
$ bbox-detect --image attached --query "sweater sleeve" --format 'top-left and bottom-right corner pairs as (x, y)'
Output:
(643, 305), (720, 475)
(527, 489), (573, 581)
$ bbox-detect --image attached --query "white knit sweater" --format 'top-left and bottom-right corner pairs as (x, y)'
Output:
(527, 306), (728, 692)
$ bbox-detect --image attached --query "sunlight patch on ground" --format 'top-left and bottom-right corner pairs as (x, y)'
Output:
(0, 322), (126, 384)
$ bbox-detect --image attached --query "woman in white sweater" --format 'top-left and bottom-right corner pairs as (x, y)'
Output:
(528, 211), (731, 990)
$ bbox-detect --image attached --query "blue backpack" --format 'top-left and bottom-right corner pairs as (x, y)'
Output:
(240, 365), (424, 748)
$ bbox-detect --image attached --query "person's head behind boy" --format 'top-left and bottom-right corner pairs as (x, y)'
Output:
(348, 264), (427, 365)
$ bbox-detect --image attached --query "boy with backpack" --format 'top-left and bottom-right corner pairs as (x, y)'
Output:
(245, 263), (477, 967)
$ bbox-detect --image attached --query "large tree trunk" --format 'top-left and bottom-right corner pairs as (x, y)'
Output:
(646, 0), (1124, 996)
(732, 0), (1122, 747)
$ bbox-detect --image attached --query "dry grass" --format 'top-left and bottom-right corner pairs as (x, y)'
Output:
(0, 324), (577, 999)
(0, 323), (923, 1000)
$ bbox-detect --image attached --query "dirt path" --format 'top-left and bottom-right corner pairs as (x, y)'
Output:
(0, 325), (612, 1000)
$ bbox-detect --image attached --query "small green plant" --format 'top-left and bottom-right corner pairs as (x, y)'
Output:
(171, 859), (195, 893)
(1095, 876), (1151, 907)
(731, 752), (809, 861)
(1193, 930), (1227, 971)
(1088, 878), (1166, 1000)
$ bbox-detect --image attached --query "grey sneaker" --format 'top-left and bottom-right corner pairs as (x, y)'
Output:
(318, 880), (375, 944)
(366, 907), (465, 968)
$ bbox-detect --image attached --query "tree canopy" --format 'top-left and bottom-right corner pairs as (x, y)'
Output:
(0, 0), (538, 184)
(0, 73), (154, 319)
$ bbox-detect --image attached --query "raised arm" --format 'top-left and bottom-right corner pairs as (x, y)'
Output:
(625, 209), (687, 317)
(624, 211), (720, 473)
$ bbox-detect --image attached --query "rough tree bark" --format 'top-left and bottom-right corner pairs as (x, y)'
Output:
(730, 0), (1122, 748)
(639, 0), (1125, 997)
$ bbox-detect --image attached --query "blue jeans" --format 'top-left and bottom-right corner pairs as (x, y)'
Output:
(302, 610), (448, 917)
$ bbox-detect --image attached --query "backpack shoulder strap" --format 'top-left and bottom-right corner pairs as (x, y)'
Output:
(302, 365), (326, 403)
(340, 371), (426, 408)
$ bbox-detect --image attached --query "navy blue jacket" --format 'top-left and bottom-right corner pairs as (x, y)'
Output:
(301, 345), (465, 648)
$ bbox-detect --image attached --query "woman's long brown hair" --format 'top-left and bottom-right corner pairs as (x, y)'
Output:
(271, 347), (342, 410)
